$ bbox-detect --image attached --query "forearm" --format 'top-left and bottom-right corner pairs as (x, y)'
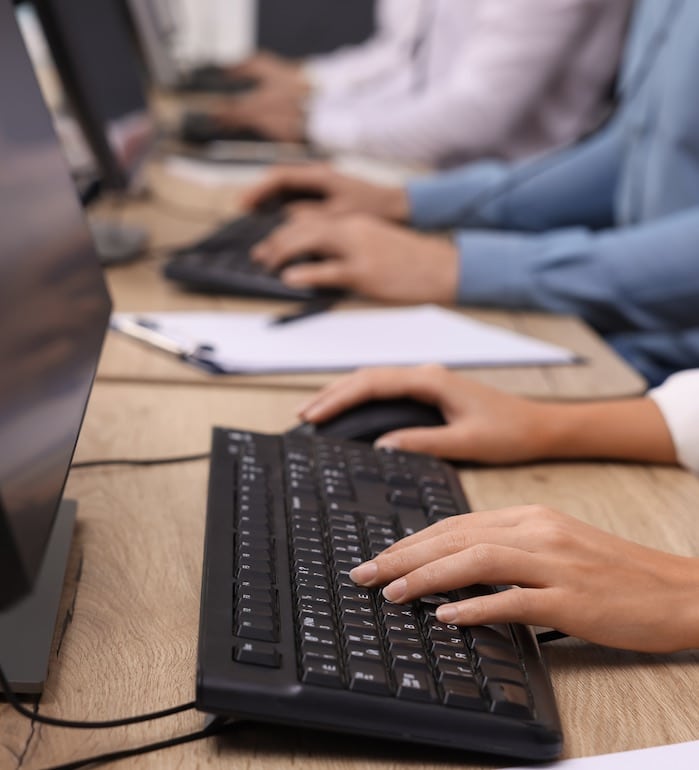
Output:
(408, 113), (623, 232)
(454, 205), (699, 333)
(534, 398), (678, 465)
(668, 559), (699, 651)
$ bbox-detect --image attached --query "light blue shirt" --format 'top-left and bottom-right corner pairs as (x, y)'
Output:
(407, 0), (699, 383)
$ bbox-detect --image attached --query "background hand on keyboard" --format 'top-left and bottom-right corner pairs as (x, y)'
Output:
(297, 364), (678, 466)
(227, 51), (310, 98)
(241, 164), (410, 221)
(350, 504), (699, 654)
(251, 212), (458, 302)
(209, 87), (307, 142)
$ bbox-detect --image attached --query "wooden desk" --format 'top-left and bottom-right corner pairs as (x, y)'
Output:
(95, 163), (645, 399)
(3, 380), (698, 770)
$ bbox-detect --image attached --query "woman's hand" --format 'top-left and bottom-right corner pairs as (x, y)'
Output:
(349, 505), (699, 653)
(298, 365), (678, 466)
(299, 365), (553, 463)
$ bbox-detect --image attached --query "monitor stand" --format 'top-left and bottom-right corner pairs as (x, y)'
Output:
(0, 500), (77, 695)
(88, 218), (148, 266)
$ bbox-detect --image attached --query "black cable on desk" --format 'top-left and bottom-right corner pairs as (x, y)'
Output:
(41, 721), (228, 770)
(71, 452), (210, 470)
(0, 665), (195, 729)
(0, 663), (228, 769)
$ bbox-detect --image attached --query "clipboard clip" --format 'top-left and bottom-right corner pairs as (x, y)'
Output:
(110, 316), (224, 373)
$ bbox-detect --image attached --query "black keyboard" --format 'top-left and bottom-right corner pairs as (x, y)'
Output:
(177, 66), (257, 95)
(163, 211), (335, 301)
(180, 111), (270, 145)
(196, 429), (563, 760)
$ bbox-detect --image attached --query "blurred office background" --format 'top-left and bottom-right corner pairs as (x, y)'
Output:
(174, 0), (376, 64)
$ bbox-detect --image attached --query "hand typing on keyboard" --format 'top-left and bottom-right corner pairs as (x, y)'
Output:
(198, 427), (564, 758)
(241, 164), (410, 221)
(251, 211), (459, 303)
(349, 504), (699, 654)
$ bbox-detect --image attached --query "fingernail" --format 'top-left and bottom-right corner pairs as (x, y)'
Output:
(375, 435), (400, 449)
(382, 578), (407, 603)
(437, 605), (457, 622)
(349, 561), (378, 585)
(303, 404), (321, 419)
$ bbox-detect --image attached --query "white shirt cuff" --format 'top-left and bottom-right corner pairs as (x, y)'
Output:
(307, 100), (363, 151)
(648, 370), (699, 475)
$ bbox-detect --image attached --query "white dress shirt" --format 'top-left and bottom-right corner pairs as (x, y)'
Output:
(649, 370), (699, 475)
(305, 0), (633, 167)
(305, 0), (424, 99)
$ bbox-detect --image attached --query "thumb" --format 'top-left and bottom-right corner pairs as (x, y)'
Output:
(375, 425), (470, 460)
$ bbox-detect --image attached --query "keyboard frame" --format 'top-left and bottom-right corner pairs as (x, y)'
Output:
(196, 428), (563, 760)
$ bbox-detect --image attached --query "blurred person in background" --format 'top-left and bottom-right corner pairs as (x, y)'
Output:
(246, 0), (699, 385)
(214, 0), (633, 167)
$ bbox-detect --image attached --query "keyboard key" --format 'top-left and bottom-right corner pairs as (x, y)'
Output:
(348, 661), (391, 696)
(486, 680), (533, 719)
(234, 641), (280, 668)
(235, 616), (277, 642)
(442, 677), (487, 711)
(302, 660), (343, 688)
(395, 666), (438, 703)
(479, 659), (527, 685)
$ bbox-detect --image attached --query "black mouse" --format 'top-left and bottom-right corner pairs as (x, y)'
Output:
(288, 398), (446, 443)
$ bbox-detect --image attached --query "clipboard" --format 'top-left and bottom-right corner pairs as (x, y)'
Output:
(110, 305), (581, 375)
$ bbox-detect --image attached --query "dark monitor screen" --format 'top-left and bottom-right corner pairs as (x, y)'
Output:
(30, 0), (155, 190)
(0, 0), (112, 610)
(257, 0), (376, 58)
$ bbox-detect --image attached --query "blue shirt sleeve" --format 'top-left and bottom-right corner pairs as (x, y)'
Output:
(454, 205), (699, 334)
(407, 114), (624, 233)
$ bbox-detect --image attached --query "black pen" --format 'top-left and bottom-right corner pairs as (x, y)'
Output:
(270, 294), (341, 326)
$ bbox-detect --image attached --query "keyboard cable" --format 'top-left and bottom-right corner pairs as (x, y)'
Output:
(0, 663), (228, 770)
(71, 452), (211, 470)
(1, 450), (227, 768)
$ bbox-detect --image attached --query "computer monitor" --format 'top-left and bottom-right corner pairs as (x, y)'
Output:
(257, 0), (376, 58)
(123, 0), (181, 90)
(0, 0), (112, 691)
(28, 0), (155, 191)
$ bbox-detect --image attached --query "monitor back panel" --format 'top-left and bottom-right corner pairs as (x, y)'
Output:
(0, 0), (112, 608)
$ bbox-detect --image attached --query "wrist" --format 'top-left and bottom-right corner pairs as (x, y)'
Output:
(661, 555), (699, 651)
(419, 236), (459, 304)
(530, 399), (678, 464)
(381, 187), (410, 223)
(512, 401), (570, 461)
(290, 64), (312, 97)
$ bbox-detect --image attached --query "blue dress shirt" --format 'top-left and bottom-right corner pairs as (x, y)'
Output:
(407, 0), (699, 383)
